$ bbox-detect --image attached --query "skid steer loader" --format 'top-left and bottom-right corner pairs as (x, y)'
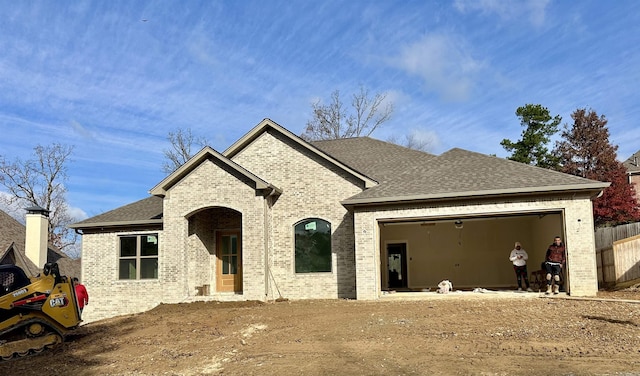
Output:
(0, 262), (81, 361)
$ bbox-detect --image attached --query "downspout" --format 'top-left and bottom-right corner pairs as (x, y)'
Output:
(263, 186), (279, 299)
(263, 192), (270, 299)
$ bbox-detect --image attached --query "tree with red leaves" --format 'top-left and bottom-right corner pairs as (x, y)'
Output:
(554, 108), (640, 226)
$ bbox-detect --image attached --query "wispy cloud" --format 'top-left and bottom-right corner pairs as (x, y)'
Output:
(390, 33), (486, 101)
(1, 0), (639, 216)
(454, 0), (550, 27)
(70, 120), (95, 140)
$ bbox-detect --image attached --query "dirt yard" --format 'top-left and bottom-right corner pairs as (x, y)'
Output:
(3, 289), (640, 376)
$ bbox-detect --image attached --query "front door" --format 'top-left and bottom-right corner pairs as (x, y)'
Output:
(387, 243), (408, 289)
(216, 231), (242, 292)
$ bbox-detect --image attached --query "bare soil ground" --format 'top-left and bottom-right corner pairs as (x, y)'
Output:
(3, 288), (640, 376)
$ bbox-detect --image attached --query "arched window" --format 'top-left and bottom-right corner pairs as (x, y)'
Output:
(294, 218), (331, 273)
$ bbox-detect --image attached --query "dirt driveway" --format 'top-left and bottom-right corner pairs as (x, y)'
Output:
(3, 290), (640, 375)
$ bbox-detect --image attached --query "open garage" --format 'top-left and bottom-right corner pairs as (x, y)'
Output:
(378, 211), (564, 291)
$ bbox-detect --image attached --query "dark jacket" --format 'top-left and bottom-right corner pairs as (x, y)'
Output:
(546, 243), (566, 264)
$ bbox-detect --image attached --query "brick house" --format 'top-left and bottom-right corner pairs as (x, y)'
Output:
(70, 119), (609, 322)
(623, 150), (640, 203)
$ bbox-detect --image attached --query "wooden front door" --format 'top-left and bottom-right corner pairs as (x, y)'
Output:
(216, 231), (242, 292)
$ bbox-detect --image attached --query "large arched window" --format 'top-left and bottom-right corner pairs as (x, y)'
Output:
(294, 218), (331, 273)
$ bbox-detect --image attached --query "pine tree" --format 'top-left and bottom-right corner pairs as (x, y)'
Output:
(500, 104), (561, 169)
(555, 108), (640, 226)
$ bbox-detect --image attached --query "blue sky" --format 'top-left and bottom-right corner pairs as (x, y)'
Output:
(1, 0), (639, 221)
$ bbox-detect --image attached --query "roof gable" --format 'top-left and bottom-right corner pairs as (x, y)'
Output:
(224, 118), (378, 188)
(150, 145), (280, 196)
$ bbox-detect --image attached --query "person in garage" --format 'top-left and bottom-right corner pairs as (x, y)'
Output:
(508, 241), (532, 292)
(544, 236), (566, 295)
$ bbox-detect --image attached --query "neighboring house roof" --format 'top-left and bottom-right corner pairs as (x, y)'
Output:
(623, 150), (640, 175)
(0, 209), (80, 278)
(68, 195), (163, 230)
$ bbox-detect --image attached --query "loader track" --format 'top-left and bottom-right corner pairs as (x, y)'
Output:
(0, 321), (63, 361)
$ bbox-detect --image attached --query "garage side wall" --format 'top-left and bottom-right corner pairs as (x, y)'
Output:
(354, 194), (598, 299)
(563, 195), (599, 296)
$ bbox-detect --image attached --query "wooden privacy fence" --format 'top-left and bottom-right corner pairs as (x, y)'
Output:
(596, 229), (640, 286)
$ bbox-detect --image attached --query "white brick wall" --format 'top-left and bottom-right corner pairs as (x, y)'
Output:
(79, 230), (165, 322)
(81, 130), (364, 322)
(231, 130), (362, 300)
(165, 160), (268, 302)
(80, 128), (601, 322)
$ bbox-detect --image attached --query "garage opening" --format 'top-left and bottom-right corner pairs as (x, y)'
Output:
(379, 211), (565, 292)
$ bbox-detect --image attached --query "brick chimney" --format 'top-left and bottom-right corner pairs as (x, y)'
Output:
(25, 205), (49, 269)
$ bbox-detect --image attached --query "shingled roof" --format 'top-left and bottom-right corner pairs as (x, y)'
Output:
(0, 209), (80, 278)
(311, 137), (436, 184)
(70, 136), (609, 228)
(623, 150), (640, 174)
(337, 147), (608, 205)
(68, 195), (163, 230)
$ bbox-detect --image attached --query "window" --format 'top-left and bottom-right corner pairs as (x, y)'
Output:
(294, 218), (331, 273)
(119, 234), (159, 280)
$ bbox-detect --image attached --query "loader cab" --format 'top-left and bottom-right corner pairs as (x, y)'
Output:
(0, 265), (31, 297)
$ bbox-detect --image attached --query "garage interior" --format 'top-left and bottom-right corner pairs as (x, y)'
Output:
(378, 211), (565, 292)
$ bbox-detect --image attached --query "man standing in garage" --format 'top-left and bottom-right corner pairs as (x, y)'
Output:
(544, 236), (566, 295)
(509, 242), (532, 292)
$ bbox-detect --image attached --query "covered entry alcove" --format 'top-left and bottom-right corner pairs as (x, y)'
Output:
(187, 206), (243, 295)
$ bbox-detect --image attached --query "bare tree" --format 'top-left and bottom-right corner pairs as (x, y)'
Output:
(302, 86), (394, 141)
(0, 143), (77, 253)
(387, 131), (435, 153)
(162, 128), (209, 174)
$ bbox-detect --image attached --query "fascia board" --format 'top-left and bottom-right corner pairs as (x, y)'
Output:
(68, 219), (164, 230)
(341, 182), (610, 206)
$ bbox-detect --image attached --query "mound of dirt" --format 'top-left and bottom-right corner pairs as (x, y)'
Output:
(3, 291), (640, 375)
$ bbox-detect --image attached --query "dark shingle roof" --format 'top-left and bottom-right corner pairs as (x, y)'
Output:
(0, 209), (80, 278)
(0, 209), (25, 253)
(69, 196), (163, 229)
(623, 150), (640, 174)
(72, 136), (609, 226)
(339, 147), (608, 204)
(311, 137), (436, 184)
